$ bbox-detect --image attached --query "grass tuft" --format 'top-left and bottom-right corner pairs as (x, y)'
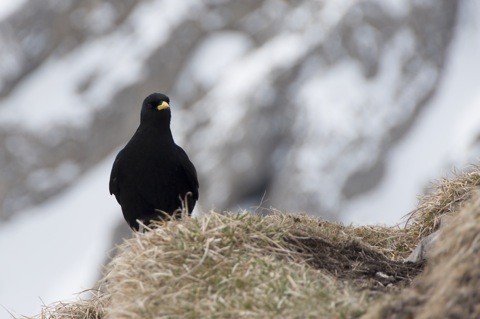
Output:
(30, 212), (421, 319)
(28, 165), (480, 319)
(405, 165), (480, 240)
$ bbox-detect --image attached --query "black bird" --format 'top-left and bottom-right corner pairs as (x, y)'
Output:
(109, 93), (199, 230)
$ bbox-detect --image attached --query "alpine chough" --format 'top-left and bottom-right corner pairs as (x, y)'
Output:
(109, 93), (199, 230)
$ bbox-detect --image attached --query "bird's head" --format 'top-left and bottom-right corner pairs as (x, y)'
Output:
(140, 93), (171, 125)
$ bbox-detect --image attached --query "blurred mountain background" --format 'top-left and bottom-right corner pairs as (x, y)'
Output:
(1, 0), (480, 316)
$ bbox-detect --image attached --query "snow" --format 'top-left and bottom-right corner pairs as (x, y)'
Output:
(379, 0), (410, 17)
(342, 1), (480, 225)
(185, 32), (254, 89)
(0, 0), (202, 135)
(189, 31), (308, 146)
(0, 0), (27, 21)
(292, 27), (426, 213)
(320, 0), (361, 25)
(0, 54), (95, 132)
(27, 161), (80, 192)
(186, 32), (310, 207)
(0, 154), (122, 317)
(174, 31), (253, 103)
(85, 2), (117, 34)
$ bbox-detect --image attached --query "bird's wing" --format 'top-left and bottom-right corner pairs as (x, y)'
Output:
(176, 145), (199, 200)
(109, 151), (123, 196)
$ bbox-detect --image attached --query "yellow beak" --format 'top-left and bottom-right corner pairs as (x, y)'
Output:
(157, 101), (170, 111)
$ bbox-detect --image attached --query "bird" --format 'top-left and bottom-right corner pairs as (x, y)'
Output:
(109, 93), (199, 231)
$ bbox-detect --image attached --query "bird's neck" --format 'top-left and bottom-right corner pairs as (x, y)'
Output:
(138, 121), (175, 143)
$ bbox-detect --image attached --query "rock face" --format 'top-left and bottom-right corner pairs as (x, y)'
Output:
(0, 0), (459, 220)
(405, 214), (453, 263)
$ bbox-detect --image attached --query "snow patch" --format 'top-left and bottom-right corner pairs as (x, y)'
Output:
(187, 32), (253, 89)
(27, 161), (80, 192)
(291, 28), (423, 213)
(0, 0), (27, 21)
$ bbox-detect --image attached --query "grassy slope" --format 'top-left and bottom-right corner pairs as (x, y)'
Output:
(30, 166), (480, 319)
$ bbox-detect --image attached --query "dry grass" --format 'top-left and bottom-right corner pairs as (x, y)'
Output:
(405, 165), (480, 240)
(285, 214), (416, 261)
(28, 166), (480, 319)
(30, 212), (421, 319)
(100, 213), (369, 319)
(28, 291), (105, 319)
